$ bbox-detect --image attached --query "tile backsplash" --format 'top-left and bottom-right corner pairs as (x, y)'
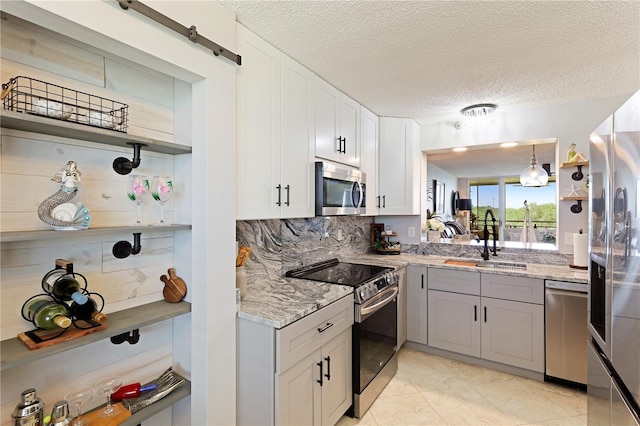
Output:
(236, 216), (374, 280)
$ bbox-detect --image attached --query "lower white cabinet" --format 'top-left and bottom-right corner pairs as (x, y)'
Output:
(406, 265), (428, 345)
(277, 330), (351, 426)
(237, 295), (354, 425)
(427, 268), (544, 372)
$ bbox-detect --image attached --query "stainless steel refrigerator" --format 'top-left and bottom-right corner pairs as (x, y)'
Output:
(587, 90), (640, 425)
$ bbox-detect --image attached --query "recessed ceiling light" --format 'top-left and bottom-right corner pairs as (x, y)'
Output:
(452, 147), (468, 152)
(501, 142), (518, 148)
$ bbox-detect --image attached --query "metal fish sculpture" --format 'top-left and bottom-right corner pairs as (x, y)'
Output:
(37, 161), (91, 230)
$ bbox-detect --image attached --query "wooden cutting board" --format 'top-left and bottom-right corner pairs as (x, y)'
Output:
(443, 259), (478, 267)
(80, 402), (131, 425)
(160, 268), (187, 303)
(18, 322), (107, 350)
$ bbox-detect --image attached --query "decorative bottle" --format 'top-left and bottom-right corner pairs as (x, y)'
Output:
(23, 298), (72, 329)
(42, 274), (88, 305)
(69, 296), (107, 323)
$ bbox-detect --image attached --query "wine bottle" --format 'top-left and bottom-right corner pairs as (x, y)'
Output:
(23, 298), (72, 329)
(42, 274), (88, 305)
(69, 296), (107, 323)
(110, 382), (157, 402)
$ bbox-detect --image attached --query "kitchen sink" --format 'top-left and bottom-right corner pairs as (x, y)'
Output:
(475, 261), (527, 271)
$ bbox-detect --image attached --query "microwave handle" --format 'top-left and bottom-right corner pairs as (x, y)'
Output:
(353, 181), (363, 210)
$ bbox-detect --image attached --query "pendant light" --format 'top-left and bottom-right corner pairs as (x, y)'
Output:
(519, 145), (549, 187)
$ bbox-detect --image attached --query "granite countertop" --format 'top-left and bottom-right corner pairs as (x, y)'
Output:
(348, 253), (589, 283)
(237, 253), (588, 330)
(237, 276), (353, 329)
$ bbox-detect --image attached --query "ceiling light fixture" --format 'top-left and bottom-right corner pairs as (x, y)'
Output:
(452, 147), (468, 152)
(519, 145), (549, 187)
(461, 103), (497, 118)
(500, 142), (518, 148)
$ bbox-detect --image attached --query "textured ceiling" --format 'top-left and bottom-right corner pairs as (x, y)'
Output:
(220, 0), (640, 124)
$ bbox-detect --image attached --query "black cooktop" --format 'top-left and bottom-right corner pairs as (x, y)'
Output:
(285, 258), (391, 287)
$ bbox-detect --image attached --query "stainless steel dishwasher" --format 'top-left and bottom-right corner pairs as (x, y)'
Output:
(545, 279), (588, 388)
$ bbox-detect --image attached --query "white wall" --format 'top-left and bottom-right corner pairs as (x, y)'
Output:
(421, 95), (636, 252)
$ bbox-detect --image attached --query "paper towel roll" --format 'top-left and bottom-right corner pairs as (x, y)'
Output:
(573, 233), (589, 267)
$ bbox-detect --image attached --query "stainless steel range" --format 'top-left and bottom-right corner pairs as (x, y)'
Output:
(286, 258), (399, 418)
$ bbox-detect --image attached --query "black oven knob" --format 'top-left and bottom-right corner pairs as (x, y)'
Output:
(360, 289), (366, 300)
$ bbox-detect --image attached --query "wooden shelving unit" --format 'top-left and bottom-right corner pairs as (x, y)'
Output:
(559, 196), (588, 201)
(559, 161), (589, 169)
(1, 224), (192, 243)
(0, 110), (192, 155)
(1, 300), (191, 371)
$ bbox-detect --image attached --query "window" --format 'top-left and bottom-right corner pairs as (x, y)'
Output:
(470, 177), (556, 243)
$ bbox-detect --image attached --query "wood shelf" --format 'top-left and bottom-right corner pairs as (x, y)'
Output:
(1, 300), (191, 371)
(560, 196), (588, 201)
(1, 224), (192, 243)
(1, 110), (192, 155)
(560, 161), (589, 168)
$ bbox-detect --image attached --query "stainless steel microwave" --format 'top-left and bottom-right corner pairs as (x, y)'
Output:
(315, 161), (366, 216)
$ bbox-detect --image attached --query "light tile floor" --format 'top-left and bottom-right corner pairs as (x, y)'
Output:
(337, 347), (587, 426)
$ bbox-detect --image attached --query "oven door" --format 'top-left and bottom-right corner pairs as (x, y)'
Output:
(353, 286), (398, 395)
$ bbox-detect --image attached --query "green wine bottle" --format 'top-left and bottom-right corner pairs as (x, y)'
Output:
(23, 298), (72, 329)
(42, 274), (88, 305)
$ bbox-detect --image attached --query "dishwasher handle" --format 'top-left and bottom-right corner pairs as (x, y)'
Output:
(546, 288), (587, 298)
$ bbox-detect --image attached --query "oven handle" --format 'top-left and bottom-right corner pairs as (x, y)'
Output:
(360, 286), (398, 317)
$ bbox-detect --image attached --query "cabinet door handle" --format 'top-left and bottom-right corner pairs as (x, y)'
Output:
(342, 137), (347, 154)
(421, 275), (424, 289)
(317, 322), (333, 333)
(317, 361), (324, 386)
(376, 195), (380, 208)
(336, 137), (342, 154)
(474, 305), (477, 322)
(276, 184), (282, 206)
(484, 306), (487, 323)
(284, 185), (290, 206)
(382, 195), (386, 208)
(324, 356), (331, 380)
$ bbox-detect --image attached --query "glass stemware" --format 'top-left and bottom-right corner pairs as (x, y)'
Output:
(64, 387), (94, 426)
(95, 376), (123, 418)
(127, 175), (149, 225)
(150, 175), (173, 225)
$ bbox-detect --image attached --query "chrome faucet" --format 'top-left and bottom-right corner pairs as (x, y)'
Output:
(482, 208), (498, 260)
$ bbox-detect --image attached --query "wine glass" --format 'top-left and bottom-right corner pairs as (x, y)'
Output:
(150, 175), (173, 225)
(127, 175), (149, 225)
(95, 376), (122, 418)
(64, 387), (94, 426)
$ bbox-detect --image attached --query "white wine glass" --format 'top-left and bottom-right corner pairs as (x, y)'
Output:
(127, 175), (149, 225)
(150, 175), (173, 225)
(95, 376), (122, 418)
(64, 387), (94, 426)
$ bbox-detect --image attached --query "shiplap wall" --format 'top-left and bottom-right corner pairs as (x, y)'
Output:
(1, 15), (187, 423)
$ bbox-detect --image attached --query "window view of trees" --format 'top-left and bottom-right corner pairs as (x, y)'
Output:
(470, 179), (557, 243)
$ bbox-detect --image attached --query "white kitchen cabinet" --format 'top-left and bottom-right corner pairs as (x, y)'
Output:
(315, 78), (360, 167)
(481, 297), (544, 371)
(236, 26), (315, 220)
(427, 268), (545, 372)
(406, 265), (428, 345)
(397, 267), (407, 348)
(360, 106), (379, 216)
(277, 329), (352, 426)
(237, 295), (354, 426)
(378, 117), (420, 215)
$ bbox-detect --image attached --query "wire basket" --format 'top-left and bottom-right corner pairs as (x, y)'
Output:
(1, 76), (129, 133)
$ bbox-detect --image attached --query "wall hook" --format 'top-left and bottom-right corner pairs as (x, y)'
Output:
(110, 329), (139, 345)
(570, 200), (583, 214)
(113, 142), (146, 175)
(571, 165), (584, 181)
(112, 232), (142, 259)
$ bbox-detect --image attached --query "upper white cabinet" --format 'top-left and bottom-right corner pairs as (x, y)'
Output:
(360, 106), (379, 216)
(236, 26), (315, 220)
(315, 79), (360, 167)
(378, 117), (421, 215)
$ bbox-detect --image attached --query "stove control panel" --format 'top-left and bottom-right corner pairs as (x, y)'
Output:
(356, 271), (399, 304)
